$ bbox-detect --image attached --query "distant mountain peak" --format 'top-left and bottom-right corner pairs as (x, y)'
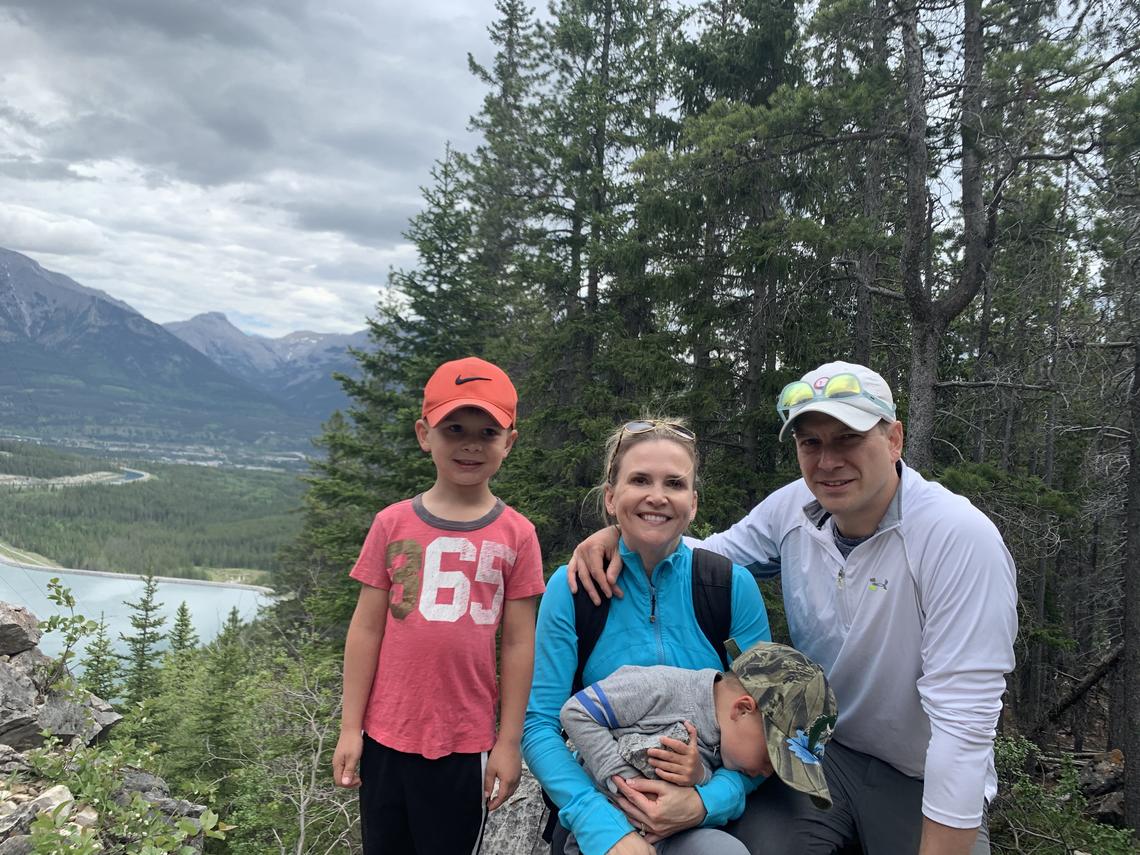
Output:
(163, 313), (367, 421)
(0, 246), (302, 444)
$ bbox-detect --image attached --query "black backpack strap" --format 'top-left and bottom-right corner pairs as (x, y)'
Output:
(571, 583), (612, 695)
(690, 548), (735, 670)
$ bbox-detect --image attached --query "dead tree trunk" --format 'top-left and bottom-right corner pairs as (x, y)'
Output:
(1124, 327), (1140, 832)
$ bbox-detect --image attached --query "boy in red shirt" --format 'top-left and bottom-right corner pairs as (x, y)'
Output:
(333, 356), (545, 854)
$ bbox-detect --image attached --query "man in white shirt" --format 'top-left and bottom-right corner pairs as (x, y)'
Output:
(571, 361), (1018, 855)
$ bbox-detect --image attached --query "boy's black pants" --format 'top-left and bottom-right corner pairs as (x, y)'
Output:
(359, 733), (488, 855)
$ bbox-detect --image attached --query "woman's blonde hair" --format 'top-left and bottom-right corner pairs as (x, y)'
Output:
(587, 416), (700, 526)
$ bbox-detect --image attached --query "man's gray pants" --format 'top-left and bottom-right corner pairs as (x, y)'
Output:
(723, 741), (991, 855)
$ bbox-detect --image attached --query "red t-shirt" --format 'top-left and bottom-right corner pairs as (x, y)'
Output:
(350, 495), (545, 758)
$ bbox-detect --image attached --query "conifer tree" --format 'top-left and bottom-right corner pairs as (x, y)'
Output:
(80, 614), (119, 702)
(169, 601), (199, 654)
(189, 607), (248, 799)
(118, 574), (167, 706)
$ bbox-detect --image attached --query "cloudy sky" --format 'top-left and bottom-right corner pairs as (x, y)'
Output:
(0, 0), (497, 336)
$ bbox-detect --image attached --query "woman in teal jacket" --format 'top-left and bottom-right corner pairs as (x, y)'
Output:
(522, 419), (771, 855)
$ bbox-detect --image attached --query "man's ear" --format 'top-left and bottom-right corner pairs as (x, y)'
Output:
(414, 419), (432, 452)
(888, 419), (904, 461)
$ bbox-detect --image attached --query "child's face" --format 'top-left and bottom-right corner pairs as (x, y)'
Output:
(719, 700), (775, 779)
(415, 407), (517, 488)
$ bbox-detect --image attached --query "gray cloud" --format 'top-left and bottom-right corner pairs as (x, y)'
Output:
(0, 0), (498, 333)
(284, 200), (421, 247)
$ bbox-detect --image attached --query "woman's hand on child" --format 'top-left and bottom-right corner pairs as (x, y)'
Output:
(567, 525), (624, 604)
(611, 775), (707, 839)
(484, 741), (522, 810)
(647, 721), (704, 787)
(332, 731), (363, 788)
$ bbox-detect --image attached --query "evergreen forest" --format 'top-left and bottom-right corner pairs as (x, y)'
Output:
(13, 0), (1140, 851)
(0, 452), (304, 578)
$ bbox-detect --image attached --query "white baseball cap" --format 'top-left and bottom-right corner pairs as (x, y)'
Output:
(777, 361), (896, 441)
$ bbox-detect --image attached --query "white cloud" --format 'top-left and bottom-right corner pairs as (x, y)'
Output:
(0, 204), (106, 255)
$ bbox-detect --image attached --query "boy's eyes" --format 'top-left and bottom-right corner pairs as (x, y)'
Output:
(441, 424), (501, 438)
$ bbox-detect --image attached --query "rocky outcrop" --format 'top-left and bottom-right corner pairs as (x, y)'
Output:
(482, 766), (552, 855)
(1078, 749), (1126, 827)
(0, 606), (122, 750)
(0, 602), (208, 850)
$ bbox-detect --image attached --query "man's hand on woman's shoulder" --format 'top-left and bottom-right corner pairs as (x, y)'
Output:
(567, 525), (625, 604)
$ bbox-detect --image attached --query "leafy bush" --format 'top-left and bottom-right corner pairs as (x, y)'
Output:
(26, 737), (229, 854)
(990, 735), (1138, 854)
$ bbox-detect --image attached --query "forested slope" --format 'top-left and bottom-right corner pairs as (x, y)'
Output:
(0, 447), (304, 578)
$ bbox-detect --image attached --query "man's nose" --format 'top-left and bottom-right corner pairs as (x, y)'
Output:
(818, 443), (843, 469)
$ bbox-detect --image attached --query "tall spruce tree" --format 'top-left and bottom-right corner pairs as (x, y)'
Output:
(80, 614), (119, 702)
(169, 601), (199, 654)
(118, 574), (167, 706)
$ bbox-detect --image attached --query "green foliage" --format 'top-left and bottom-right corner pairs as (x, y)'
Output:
(38, 578), (98, 689)
(0, 458), (304, 577)
(938, 462), (1076, 518)
(990, 736), (1140, 854)
(79, 614), (120, 701)
(169, 602), (200, 655)
(25, 736), (228, 854)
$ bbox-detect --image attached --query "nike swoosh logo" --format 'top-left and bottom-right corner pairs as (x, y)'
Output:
(455, 375), (492, 385)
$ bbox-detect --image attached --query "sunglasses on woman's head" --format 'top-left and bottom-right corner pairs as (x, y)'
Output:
(610, 420), (697, 480)
(619, 420), (697, 442)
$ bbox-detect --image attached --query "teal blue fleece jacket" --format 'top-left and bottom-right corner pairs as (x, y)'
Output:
(522, 539), (771, 855)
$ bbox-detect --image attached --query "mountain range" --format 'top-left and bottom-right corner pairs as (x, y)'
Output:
(0, 247), (366, 446)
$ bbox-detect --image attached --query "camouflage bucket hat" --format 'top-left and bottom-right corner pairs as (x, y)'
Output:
(730, 641), (838, 809)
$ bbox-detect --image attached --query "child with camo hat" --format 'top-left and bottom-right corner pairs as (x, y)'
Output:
(560, 641), (838, 853)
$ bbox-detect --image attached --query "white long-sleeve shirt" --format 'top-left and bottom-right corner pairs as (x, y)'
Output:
(694, 462), (1017, 828)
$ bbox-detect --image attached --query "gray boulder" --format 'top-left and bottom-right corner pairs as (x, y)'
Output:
(0, 666), (39, 750)
(0, 605), (121, 751)
(0, 606), (40, 657)
(1077, 749), (1124, 798)
(482, 765), (551, 855)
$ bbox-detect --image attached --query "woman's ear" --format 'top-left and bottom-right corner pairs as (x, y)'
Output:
(688, 490), (699, 524)
(603, 484), (616, 519)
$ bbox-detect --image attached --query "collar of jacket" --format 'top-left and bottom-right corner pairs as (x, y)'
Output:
(617, 536), (691, 586)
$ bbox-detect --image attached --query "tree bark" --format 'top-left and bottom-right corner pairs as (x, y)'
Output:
(1124, 326), (1140, 831)
(899, 0), (992, 471)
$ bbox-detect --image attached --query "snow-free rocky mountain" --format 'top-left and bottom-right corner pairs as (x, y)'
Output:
(164, 312), (368, 420)
(0, 247), (357, 445)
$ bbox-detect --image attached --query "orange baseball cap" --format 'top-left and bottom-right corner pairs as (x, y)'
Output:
(422, 357), (517, 428)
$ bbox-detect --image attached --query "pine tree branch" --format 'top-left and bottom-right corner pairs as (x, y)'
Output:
(935, 380), (1055, 391)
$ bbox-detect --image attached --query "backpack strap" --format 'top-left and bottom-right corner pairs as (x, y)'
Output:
(572, 584), (612, 695)
(690, 548), (735, 670)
